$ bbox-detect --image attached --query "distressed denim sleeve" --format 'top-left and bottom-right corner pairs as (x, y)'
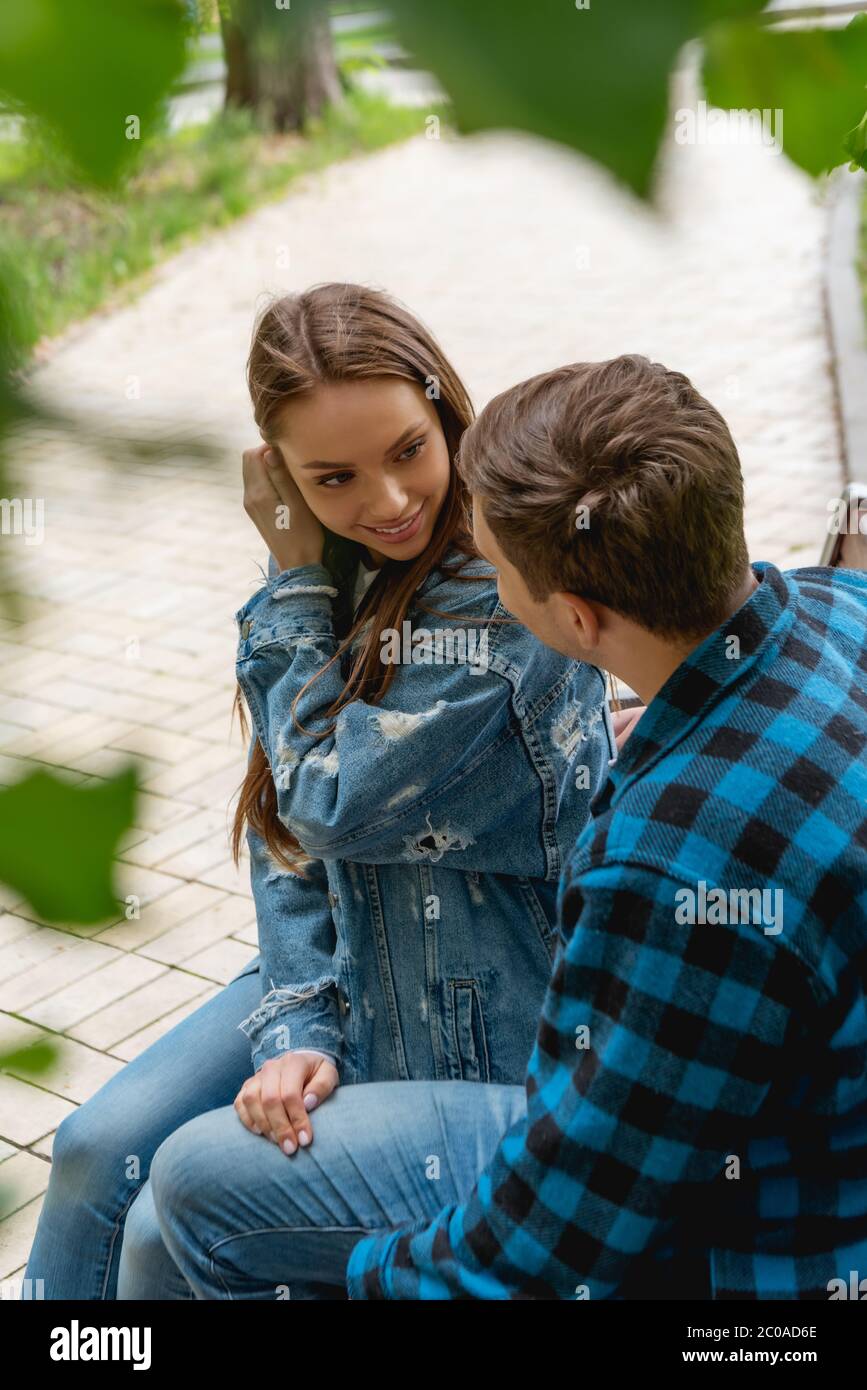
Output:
(234, 561), (555, 868)
(238, 822), (342, 1072)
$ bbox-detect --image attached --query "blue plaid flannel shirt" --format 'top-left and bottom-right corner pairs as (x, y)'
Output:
(345, 562), (867, 1299)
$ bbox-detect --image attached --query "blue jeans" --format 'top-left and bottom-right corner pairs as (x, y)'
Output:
(146, 1079), (527, 1299)
(24, 959), (526, 1299)
(25, 964), (262, 1299)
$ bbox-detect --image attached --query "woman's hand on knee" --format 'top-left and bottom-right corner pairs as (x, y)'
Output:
(234, 1052), (339, 1156)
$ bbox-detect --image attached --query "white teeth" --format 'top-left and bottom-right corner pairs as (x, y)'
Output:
(372, 511), (418, 535)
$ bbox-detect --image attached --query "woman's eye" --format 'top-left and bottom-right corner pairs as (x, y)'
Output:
(398, 439), (426, 461)
(318, 472), (353, 488)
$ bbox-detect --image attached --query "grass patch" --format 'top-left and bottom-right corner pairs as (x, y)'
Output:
(0, 90), (430, 352)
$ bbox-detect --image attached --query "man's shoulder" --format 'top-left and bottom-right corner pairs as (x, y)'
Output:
(783, 563), (867, 625)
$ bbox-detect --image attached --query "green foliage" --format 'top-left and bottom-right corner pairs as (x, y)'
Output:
(704, 13), (867, 177)
(0, 765), (138, 923)
(0, 0), (188, 186)
(0, 1039), (57, 1077)
(846, 111), (867, 173)
(388, 0), (867, 196)
(388, 0), (765, 198)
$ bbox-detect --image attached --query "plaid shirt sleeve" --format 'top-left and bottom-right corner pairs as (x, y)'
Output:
(345, 860), (807, 1299)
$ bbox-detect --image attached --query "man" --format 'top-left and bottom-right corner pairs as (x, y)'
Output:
(148, 355), (867, 1299)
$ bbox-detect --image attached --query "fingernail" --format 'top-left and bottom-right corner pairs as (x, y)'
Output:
(282, 1138), (297, 1155)
(298, 1130), (311, 1147)
(251, 1125), (262, 1135)
(303, 1093), (318, 1112)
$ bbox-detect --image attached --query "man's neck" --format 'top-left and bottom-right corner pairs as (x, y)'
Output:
(614, 567), (759, 708)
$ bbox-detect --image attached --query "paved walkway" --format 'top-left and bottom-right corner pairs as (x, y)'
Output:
(0, 71), (845, 1292)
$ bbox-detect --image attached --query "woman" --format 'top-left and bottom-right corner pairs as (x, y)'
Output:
(24, 283), (615, 1299)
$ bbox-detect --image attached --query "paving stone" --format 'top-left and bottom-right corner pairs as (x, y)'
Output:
(24, 955), (167, 1031)
(4, 1034), (123, 1105)
(30, 1131), (56, 1160)
(112, 984), (222, 1061)
(181, 937), (257, 985)
(0, 1150), (51, 1219)
(0, 938), (121, 1013)
(0, 1198), (46, 1280)
(139, 892), (256, 966)
(94, 880), (226, 950)
(68, 967), (213, 1050)
(0, 1075), (75, 1146)
(119, 806), (231, 870)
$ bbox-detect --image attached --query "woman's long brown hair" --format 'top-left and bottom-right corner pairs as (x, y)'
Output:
(230, 282), (486, 873)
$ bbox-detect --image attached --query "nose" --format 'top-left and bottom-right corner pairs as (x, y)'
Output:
(364, 477), (410, 524)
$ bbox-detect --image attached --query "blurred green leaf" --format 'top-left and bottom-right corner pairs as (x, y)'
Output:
(0, 257), (37, 440)
(0, 0), (188, 186)
(387, 0), (765, 198)
(0, 766), (138, 923)
(704, 14), (867, 178)
(0, 1040), (58, 1077)
(845, 110), (867, 172)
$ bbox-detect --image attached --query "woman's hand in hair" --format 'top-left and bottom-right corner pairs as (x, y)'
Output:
(242, 443), (324, 572)
(234, 1050), (339, 1155)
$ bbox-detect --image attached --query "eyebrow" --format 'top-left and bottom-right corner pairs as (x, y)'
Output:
(299, 421), (428, 471)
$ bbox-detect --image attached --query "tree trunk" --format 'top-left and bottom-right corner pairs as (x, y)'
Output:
(219, 10), (258, 111)
(220, 0), (342, 131)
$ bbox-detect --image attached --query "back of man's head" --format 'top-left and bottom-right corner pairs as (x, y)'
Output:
(458, 355), (750, 640)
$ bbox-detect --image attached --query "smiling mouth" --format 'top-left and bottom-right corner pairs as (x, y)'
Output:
(361, 504), (423, 538)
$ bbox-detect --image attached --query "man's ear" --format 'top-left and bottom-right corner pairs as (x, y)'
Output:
(553, 591), (600, 650)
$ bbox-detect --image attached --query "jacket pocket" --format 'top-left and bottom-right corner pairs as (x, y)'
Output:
(447, 979), (491, 1083)
(516, 877), (559, 961)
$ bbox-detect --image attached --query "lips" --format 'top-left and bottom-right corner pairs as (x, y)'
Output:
(361, 503), (424, 544)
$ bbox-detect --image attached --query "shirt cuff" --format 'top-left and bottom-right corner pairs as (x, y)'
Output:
(345, 1230), (401, 1300)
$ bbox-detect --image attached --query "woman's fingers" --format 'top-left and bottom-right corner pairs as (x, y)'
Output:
(240, 441), (324, 570)
(241, 446), (280, 520)
(235, 1073), (293, 1148)
(262, 445), (300, 509)
(301, 1066), (339, 1114)
(234, 1085), (264, 1137)
(279, 1071), (314, 1154)
(233, 1056), (340, 1153)
(260, 1065), (304, 1154)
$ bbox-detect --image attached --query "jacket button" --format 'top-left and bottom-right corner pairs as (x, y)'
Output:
(339, 993), (350, 1015)
(240, 618), (253, 638)
(328, 891), (337, 908)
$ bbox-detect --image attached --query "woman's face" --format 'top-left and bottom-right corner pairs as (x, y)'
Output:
(272, 377), (452, 567)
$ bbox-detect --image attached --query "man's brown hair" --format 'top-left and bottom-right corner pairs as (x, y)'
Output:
(456, 354), (750, 639)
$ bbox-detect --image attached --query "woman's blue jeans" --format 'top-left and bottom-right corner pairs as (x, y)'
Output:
(24, 963), (526, 1299)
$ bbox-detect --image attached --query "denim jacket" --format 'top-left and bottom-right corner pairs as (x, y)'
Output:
(233, 547), (616, 1086)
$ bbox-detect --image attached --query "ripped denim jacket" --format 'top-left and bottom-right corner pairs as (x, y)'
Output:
(233, 546), (616, 1085)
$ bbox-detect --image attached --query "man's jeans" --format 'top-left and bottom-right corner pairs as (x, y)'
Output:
(25, 951), (525, 1301)
(145, 1080), (527, 1299)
